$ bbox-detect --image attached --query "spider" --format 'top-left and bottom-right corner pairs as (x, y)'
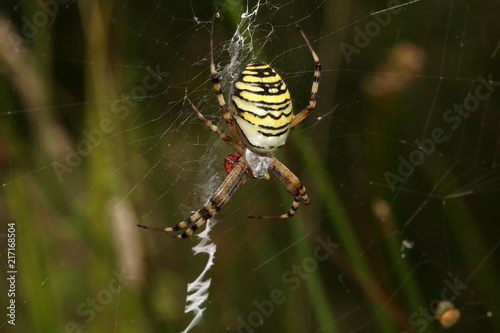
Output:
(138, 17), (321, 238)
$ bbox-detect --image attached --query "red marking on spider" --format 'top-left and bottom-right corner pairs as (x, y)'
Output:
(224, 152), (243, 174)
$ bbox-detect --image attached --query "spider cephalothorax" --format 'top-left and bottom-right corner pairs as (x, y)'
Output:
(138, 17), (321, 238)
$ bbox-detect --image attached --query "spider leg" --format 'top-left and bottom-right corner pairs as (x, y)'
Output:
(248, 158), (309, 219)
(289, 17), (322, 132)
(186, 97), (243, 151)
(210, 21), (241, 141)
(138, 158), (247, 238)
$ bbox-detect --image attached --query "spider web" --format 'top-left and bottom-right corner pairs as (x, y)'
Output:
(1, 0), (500, 332)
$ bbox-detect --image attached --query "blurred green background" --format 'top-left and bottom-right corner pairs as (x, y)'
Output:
(1, 0), (499, 332)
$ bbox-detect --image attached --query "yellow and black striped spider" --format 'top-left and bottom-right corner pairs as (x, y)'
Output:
(138, 17), (321, 238)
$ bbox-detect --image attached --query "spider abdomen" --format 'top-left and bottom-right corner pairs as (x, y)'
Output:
(230, 61), (293, 153)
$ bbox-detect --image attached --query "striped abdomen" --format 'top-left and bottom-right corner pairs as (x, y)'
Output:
(230, 61), (293, 153)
